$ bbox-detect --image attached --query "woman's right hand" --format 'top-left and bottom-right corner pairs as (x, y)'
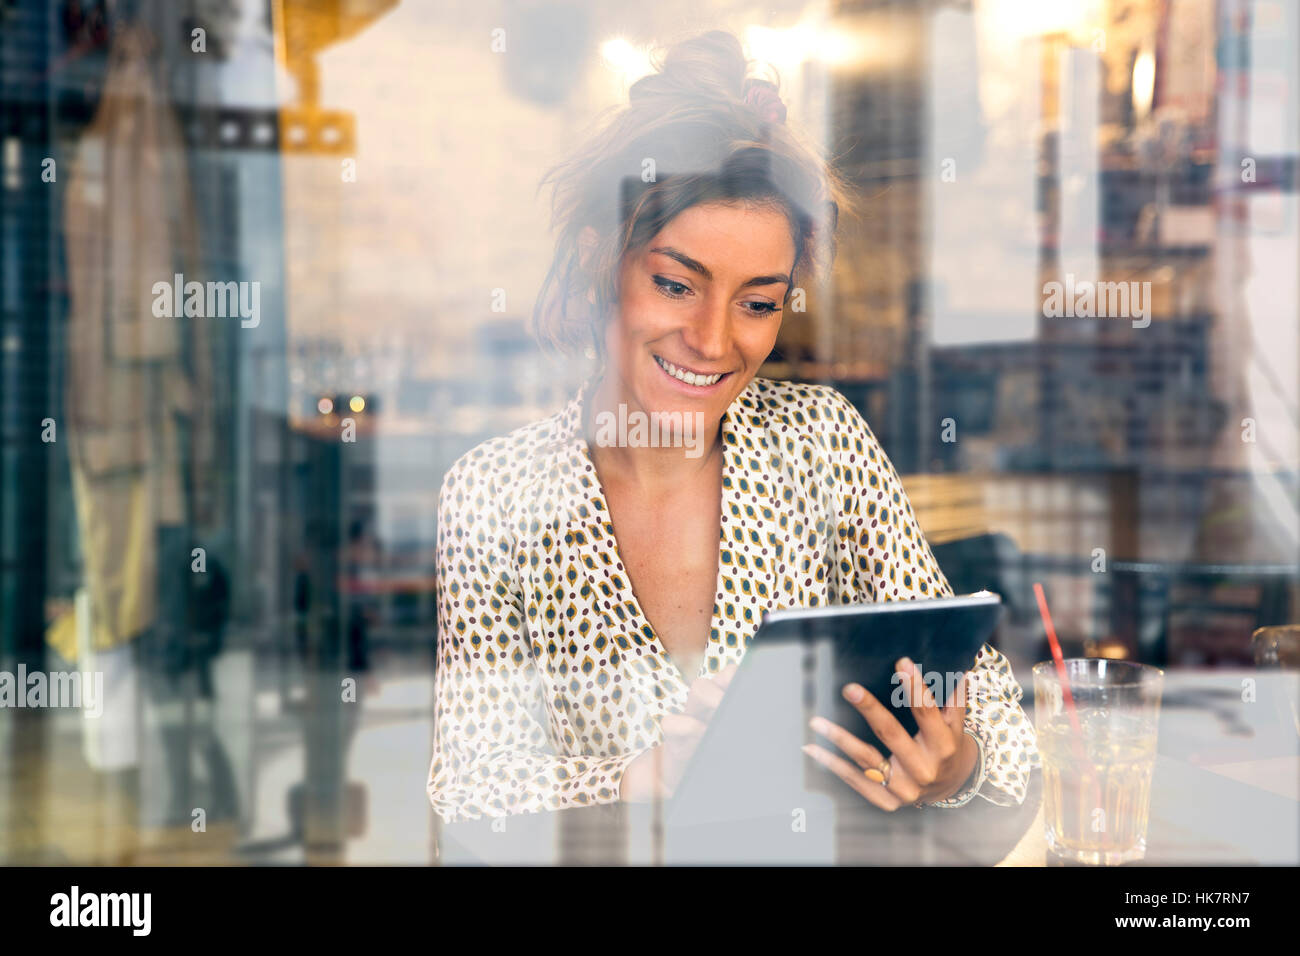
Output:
(620, 663), (739, 802)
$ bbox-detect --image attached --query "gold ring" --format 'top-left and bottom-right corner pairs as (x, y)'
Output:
(864, 758), (891, 785)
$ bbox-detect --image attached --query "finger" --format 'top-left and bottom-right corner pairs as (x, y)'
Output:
(684, 677), (726, 719)
(802, 744), (903, 811)
(898, 659), (958, 775)
(845, 681), (944, 787)
(842, 682), (923, 769)
(942, 672), (968, 732)
(661, 712), (708, 739)
(809, 718), (925, 803)
(899, 657), (947, 738)
(879, 758), (923, 804)
(900, 661), (961, 774)
(809, 716), (885, 770)
(712, 662), (740, 691)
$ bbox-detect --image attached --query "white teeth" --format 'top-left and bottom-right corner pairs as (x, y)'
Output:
(655, 356), (722, 387)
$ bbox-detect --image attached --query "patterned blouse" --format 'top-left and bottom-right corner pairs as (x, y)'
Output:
(428, 377), (1038, 823)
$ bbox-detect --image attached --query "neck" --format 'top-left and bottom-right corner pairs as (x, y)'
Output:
(583, 373), (725, 491)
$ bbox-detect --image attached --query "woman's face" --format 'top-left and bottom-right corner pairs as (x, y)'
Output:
(600, 201), (795, 429)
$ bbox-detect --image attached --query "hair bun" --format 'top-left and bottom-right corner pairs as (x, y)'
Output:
(629, 30), (747, 105)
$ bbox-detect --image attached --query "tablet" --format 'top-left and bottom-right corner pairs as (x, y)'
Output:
(758, 590), (1003, 743)
(665, 592), (1003, 837)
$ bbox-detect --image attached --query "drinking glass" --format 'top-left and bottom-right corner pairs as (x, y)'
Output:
(1033, 659), (1164, 865)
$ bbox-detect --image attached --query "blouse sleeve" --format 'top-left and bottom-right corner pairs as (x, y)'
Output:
(427, 453), (640, 823)
(826, 389), (1038, 808)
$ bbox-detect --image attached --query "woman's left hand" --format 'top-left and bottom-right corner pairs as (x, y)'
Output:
(803, 657), (978, 810)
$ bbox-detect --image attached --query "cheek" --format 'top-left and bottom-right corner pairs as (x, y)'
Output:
(741, 318), (783, 363)
(604, 300), (654, 372)
(615, 289), (679, 344)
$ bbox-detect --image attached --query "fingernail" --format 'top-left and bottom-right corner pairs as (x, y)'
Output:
(809, 716), (828, 734)
(844, 684), (864, 703)
(801, 744), (816, 758)
(899, 657), (914, 672)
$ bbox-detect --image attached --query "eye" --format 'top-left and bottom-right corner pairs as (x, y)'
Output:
(743, 300), (780, 317)
(652, 275), (691, 299)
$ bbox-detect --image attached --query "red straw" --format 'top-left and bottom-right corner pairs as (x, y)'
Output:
(1034, 582), (1083, 737)
(1034, 581), (1101, 828)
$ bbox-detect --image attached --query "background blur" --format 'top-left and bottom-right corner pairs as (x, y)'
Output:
(0, 0), (1296, 863)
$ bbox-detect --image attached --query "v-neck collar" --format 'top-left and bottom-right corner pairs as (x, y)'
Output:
(550, 377), (789, 695)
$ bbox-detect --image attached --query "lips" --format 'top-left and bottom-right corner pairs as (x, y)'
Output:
(653, 354), (729, 388)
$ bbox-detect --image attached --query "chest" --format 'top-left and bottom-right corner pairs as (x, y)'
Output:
(602, 473), (722, 681)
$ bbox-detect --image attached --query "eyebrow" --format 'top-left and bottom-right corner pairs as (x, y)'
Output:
(649, 246), (792, 292)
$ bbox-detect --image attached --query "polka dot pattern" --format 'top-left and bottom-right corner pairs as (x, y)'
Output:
(428, 377), (1037, 822)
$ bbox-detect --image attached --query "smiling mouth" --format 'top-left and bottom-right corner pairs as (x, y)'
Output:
(654, 354), (729, 388)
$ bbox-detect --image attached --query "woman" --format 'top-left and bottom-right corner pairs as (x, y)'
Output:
(428, 30), (1036, 823)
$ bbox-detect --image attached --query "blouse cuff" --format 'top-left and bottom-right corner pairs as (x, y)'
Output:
(918, 721), (989, 808)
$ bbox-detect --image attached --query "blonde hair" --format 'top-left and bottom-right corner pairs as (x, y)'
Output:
(533, 29), (854, 358)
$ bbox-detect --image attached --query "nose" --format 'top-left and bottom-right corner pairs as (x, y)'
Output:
(680, 297), (731, 362)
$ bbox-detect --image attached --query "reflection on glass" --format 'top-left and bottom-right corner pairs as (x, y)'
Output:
(0, 0), (1293, 867)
